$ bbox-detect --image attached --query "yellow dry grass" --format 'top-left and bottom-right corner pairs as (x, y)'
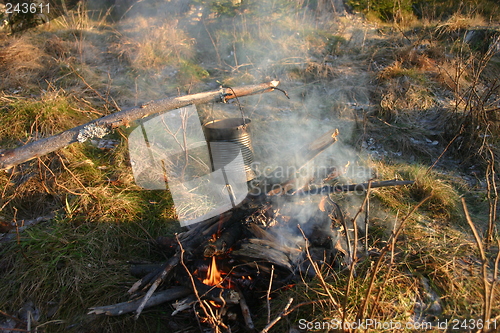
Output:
(0, 34), (51, 90)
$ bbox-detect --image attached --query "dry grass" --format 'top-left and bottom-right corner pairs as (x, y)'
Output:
(0, 34), (54, 91)
(436, 13), (488, 35)
(112, 17), (195, 72)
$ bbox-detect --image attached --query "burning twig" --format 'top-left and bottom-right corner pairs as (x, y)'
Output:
(177, 235), (216, 330)
(176, 235), (239, 332)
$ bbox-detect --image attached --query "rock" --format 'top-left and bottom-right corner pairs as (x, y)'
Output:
(464, 28), (500, 54)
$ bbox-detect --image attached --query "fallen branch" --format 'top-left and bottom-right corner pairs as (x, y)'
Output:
(88, 286), (191, 316)
(0, 213), (55, 243)
(0, 81), (280, 170)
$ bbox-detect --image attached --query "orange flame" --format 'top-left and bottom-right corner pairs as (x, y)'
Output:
(203, 256), (223, 286)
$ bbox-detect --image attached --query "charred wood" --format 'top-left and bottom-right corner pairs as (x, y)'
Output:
(203, 222), (244, 257)
(179, 202), (261, 258)
(231, 239), (294, 271)
(128, 254), (179, 295)
(129, 264), (166, 279)
(237, 290), (254, 330)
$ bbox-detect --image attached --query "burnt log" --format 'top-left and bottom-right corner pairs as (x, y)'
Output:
(203, 222), (244, 257)
(128, 255), (180, 295)
(129, 263), (166, 279)
(231, 239), (294, 271)
(178, 199), (261, 257)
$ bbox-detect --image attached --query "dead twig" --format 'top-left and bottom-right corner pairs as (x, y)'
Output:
(267, 265), (274, 324)
(368, 212), (399, 320)
(260, 299), (326, 333)
(260, 297), (293, 333)
(462, 198), (493, 330)
(0, 327), (30, 332)
(176, 235), (223, 333)
(356, 194), (432, 322)
(0, 310), (25, 324)
(485, 147), (498, 243)
(297, 180), (414, 195)
(486, 238), (500, 333)
(238, 289), (254, 330)
(37, 157), (84, 197)
(68, 63), (113, 112)
(88, 287), (191, 316)
(133, 254), (180, 319)
(56, 153), (98, 199)
(297, 225), (341, 312)
(426, 126), (464, 175)
(342, 181), (371, 331)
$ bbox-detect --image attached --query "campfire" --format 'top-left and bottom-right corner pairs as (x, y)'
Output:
(88, 185), (348, 330)
(88, 107), (413, 331)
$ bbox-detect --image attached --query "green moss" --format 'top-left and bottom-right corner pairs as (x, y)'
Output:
(177, 60), (210, 85)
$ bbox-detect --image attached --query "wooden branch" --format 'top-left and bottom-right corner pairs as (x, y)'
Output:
(134, 254), (180, 319)
(88, 286), (191, 316)
(238, 290), (254, 330)
(231, 239), (294, 271)
(0, 81), (280, 171)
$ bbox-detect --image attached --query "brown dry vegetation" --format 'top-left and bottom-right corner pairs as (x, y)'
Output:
(0, 1), (499, 332)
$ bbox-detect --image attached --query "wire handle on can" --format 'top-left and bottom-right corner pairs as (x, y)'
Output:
(215, 82), (246, 125)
